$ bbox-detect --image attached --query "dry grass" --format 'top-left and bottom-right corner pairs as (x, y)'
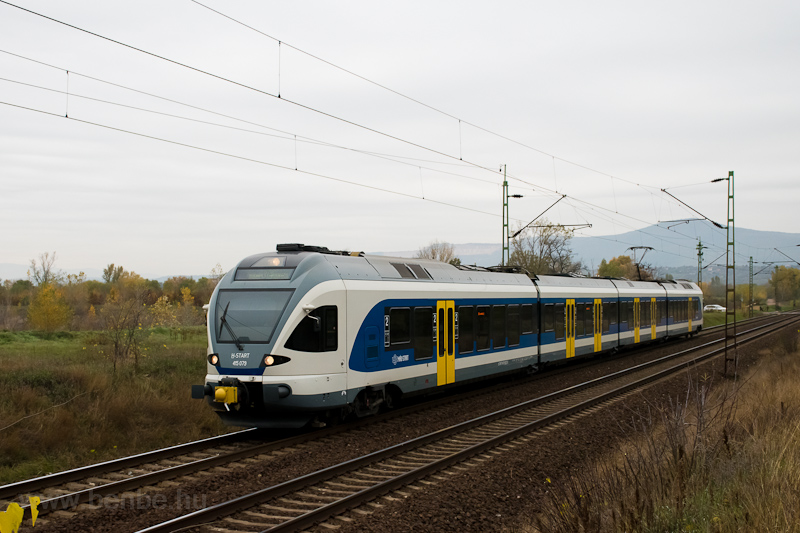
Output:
(0, 327), (228, 484)
(525, 326), (800, 533)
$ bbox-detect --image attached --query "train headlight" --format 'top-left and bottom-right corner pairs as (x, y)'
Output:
(209, 354), (219, 365)
(259, 354), (290, 367)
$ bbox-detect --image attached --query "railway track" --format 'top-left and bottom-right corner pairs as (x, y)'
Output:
(133, 313), (799, 533)
(2, 313), (784, 531)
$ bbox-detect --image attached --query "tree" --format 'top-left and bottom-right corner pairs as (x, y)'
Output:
(597, 255), (655, 280)
(27, 284), (73, 334)
(162, 276), (197, 304)
(28, 251), (62, 286)
(103, 264), (125, 284)
(509, 218), (582, 275)
(770, 266), (800, 306)
(415, 240), (460, 265)
(100, 285), (152, 372)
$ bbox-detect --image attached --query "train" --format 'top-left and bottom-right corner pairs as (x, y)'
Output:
(191, 244), (703, 428)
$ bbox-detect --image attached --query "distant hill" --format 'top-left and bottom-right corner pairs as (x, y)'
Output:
(374, 221), (800, 284)
(3, 222), (795, 284)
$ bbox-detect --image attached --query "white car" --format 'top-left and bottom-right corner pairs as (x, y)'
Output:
(703, 304), (726, 312)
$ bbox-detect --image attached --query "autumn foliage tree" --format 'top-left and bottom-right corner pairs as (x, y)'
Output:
(100, 274), (153, 372)
(509, 218), (582, 275)
(598, 255), (655, 281)
(27, 284), (72, 334)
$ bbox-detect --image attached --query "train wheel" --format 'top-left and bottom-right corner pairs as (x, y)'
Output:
(384, 387), (401, 411)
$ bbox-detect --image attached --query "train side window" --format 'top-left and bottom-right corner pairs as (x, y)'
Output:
(285, 305), (338, 352)
(576, 303), (585, 337)
(585, 303), (594, 334)
(543, 304), (555, 333)
(554, 303), (565, 340)
(608, 302), (617, 327)
(520, 304), (533, 335)
(389, 308), (411, 345)
(458, 306), (474, 354)
(521, 304), (534, 334)
(413, 307), (434, 360)
(492, 305), (507, 349)
(508, 305), (520, 346)
(626, 301), (635, 326)
(602, 302), (611, 333)
(477, 306), (491, 351)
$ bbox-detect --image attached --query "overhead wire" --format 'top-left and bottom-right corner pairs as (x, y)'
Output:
(0, 0), (506, 178)
(0, 50), (492, 185)
(0, 99), (500, 218)
(188, 0), (667, 195)
(0, 2), (779, 266)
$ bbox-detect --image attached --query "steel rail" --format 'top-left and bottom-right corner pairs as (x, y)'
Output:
(0, 428), (257, 501)
(1, 310), (768, 504)
(136, 314), (798, 533)
(5, 312), (785, 522)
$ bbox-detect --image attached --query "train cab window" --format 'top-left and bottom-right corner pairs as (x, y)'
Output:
(285, 305), (338, 352)
(554, 303), (565, 341)
(576, 303), (586, 337)
(477, 306), (491, 350)
(543, 304), (555, 333)
(388, 308), (411, 345)
(492, 305), (507, 349)
(521, 304), (537, 334)
(458, 306), (474, 354)
(507, 305), (521, 346)
(413, 307), (434, 360)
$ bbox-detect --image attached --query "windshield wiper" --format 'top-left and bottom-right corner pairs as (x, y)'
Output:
(218, 301), (244, 350)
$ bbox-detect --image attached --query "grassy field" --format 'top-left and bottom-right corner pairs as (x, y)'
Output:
(701, 309), (769, 328)
(0, 327), (229, 485)
(528, 326), (800, 532)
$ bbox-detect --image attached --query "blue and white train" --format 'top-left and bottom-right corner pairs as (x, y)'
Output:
(192, 244), (703, 428)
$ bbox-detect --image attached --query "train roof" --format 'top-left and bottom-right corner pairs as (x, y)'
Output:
(235, 245), (533, 287)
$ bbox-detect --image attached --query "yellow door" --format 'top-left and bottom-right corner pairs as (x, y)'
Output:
(593, 299), (602, 352)
(436, 300), (456, 386)
(688, 297), (692, 332)
(634, 298), (640, 343)
(651, 298), (657, 339)
(566, 299), (575, 358)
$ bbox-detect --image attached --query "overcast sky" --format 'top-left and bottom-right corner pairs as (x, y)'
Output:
(2, 0), (799, 278)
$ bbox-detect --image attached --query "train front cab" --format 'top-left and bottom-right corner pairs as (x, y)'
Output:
(535, 276), (618, 363)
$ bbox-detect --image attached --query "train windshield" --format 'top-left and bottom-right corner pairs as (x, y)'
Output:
(214, 289), (294, 345)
